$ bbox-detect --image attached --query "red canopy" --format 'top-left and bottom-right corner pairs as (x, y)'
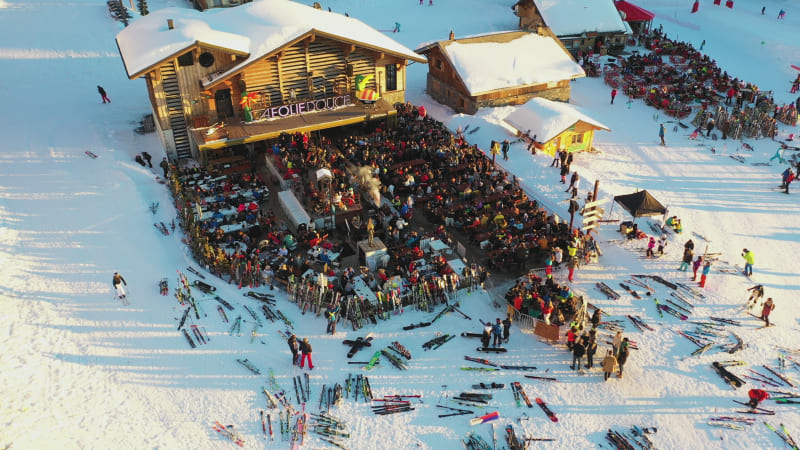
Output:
(615, 0), (655, 21)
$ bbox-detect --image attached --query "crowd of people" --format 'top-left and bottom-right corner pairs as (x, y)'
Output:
(601, 27), (798, 140)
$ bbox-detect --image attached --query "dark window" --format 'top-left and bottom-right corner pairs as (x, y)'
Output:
(198, 52), (215, 68)
(435, 59), (443, 70)
(177, 52), (194, 66)
(214, 89), (234, 120)
(385, 64), (397, 91)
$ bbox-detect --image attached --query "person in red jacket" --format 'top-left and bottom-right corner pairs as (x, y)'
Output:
(542, 301), (554, 325)
(566, 326), (577, 350)
(726, 87), (736, 105)
(761, 298), (776, 326)
(747, 388), (769, 409)
(785, 170), (795, 194)
(513, 294), (522, 311)
(611, 88), (618, 104)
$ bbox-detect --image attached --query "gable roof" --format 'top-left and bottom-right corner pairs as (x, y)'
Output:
(415, 31), (584, 97)
(614, 0), (655, 22)
(504, 97), (609, 143)
(533, 0), (627, 37)
(115, 0), (425, 80)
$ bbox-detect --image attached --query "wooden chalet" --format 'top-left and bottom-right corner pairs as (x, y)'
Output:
(115, 1), (425, 164)
(414, 31), (584, 115)
(513, 0), (629, 56)
(504, 97), (610, 156)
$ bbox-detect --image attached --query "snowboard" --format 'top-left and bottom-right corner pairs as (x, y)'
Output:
(535, 398), (558, 422)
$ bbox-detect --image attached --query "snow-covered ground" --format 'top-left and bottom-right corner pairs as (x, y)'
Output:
(1, 0), (799, 449)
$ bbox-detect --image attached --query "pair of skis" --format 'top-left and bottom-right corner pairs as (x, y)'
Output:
(182, 325), (209, 348)
(260, 410), (273, 440)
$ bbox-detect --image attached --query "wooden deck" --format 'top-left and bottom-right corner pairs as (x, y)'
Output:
(192, 99), (396, 150)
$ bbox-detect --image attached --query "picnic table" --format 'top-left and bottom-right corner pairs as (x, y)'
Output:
(352, 275), (378, 302)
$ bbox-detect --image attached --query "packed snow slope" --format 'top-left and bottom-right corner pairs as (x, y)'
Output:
(1, 0), (800, 449)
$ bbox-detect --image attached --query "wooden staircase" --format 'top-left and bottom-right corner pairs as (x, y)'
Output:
(160, 63), (192, 160)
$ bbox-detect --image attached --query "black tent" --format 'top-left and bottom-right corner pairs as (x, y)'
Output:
(612, 190), (666, 218)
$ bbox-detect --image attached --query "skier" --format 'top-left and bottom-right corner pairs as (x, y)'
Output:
(134, 154), (146, 167)
(761, 6), (765, 15)
(559, 164), (568, 184)
(692, 255), (703, 281)
(492, 318), (503, 347)
(659, 124), (666, 146)
(112, 271), (127, 298)
(726, 86), (736, 105)
(567, 247), (578, 282)
(570, 335), (586, 370)
(657, 234), (667, 255)
(746, 284), (765, 309)
(706, 119), (715, 137)
(610, 88), (617, 104)
(784, 169), (795, 194)
(602, 350), (617, 381)
(760, 297), (775, 326)
(501, 139), (510, 160)
(747, 388), (769, 409)
(545, 254), (553, 279)
(778, 9), (785, 19)
(741, 248), (754, 276)
(679, 246), (694, 271)
(769, 146), (786, 164)
(325, 300), (340, 335)
(392, 22), (400, 33)
(584, 330), (598, 369)
(542, 301), (554, 325)
(590, 309), (601, 330)
(299, 337), (314, 370)
(617, 338), (630, 378)
(612, 330), (623, 356)
(550, 149), (561, 167)
(700, 39), (705, 51)
(97, 85), (111, 104)
(482, 321), (492, 348)
(566, 326), (577, 350)
(287, 334), (299, 365)
(646, 236), (656, 258)
(553, 246), (563, 268)
(502, 315), (512, 343)
(428, 0), (432, 6)
(698, 260), (712, 288)
(141, 151), (153, 168)
(159, 157), (169, 177)
(566, 172), (580, 193)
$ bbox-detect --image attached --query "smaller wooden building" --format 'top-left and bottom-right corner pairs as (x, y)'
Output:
(513, 0), (629, 55)
(504, 97), (609, 156)
(415, 31), (584, 115)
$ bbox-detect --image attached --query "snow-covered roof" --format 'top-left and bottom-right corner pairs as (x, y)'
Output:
(504, 97), (609, 143)
(428, 32), (584, 96)
(116, 0), (425, 80)
(534, 0), (627, 37)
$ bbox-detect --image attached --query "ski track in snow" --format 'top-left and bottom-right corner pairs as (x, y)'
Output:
(1, 0), (799, 448)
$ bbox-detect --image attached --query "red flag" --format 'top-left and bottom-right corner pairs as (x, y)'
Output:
(691, 0), (699, 13)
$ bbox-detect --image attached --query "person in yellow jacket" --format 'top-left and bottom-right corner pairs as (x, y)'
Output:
(742, 248), (755, 276)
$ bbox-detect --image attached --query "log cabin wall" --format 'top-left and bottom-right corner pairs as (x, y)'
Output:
(175, 47), (242, 122)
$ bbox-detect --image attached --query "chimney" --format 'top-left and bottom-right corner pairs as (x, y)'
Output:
(167, 19), (174, 30)
(448, 30), (454, 41)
